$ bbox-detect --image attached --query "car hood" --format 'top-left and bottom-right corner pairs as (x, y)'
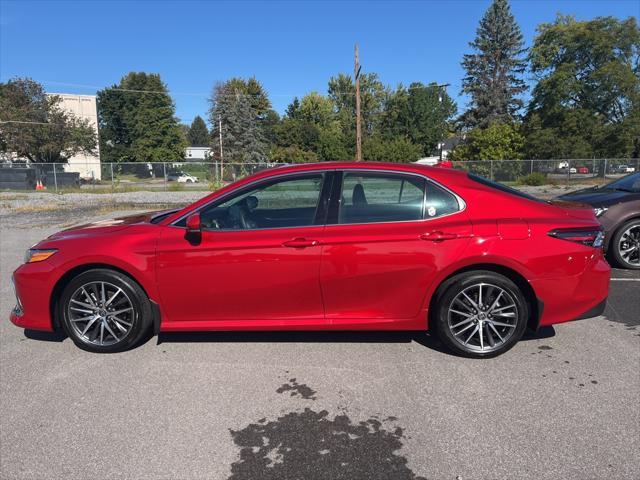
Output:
(556, 188), (638, 207)
(46, 209), (174, 240)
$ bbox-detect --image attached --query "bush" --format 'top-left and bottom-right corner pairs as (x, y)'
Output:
(517, 172), (547, 186)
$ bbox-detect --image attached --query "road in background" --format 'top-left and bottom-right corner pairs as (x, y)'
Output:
(1, 208), (638, 480)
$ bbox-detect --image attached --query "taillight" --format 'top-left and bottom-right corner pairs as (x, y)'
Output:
(548, 228), (604, 248)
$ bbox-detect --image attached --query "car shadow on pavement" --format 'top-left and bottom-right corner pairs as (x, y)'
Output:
(157, 326), (555, 355)
(22, 326), (555, 353)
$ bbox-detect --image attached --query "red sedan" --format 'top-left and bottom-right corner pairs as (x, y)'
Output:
(10, 162), (610, 357)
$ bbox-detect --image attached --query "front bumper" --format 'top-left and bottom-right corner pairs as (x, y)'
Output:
(9, 265), (57, 332)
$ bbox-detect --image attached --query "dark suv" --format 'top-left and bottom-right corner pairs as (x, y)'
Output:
(558, 173), (640, 269)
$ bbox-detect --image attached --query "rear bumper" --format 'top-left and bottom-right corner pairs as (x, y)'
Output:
(532, 253), (610, 327)
(572, 298), (607, 321)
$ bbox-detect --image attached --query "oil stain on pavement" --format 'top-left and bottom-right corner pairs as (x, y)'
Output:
(276, 378), (317, 400)
(227, 381), (426, 480)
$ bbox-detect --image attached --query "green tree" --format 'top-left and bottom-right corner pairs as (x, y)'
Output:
(97, 72), (186, 162)
(285, 97), (302, 120)
(451, 122), (525, 179)
(461, 0), (527, 128)
(328, 72), (389, 134)
(262, 109), (281, 145)
(299, 92), (335, 126)
(0, 77), (96, 163)
(362, 135), (423, 163)
(187, 115), (209, 146)
(317, 128), (351, 161)
(209, 81), (267, 163)
(225, 77), (272, 118)
(269, 145), (318, 164)
(382, 83), (456, 155)
(273, 118), (320, 151)
(525, 15), (640, 158)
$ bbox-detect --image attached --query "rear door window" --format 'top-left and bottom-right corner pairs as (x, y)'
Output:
(338, 172), (426, 224)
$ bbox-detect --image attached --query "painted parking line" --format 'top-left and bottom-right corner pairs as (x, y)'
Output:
(610, 278), (640, 281)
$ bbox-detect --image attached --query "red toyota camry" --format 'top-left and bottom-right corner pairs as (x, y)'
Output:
(10, 162), (610, 357)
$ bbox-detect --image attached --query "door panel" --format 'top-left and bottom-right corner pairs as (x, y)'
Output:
(320, 218), (472, 320)
(320, 170), (471, 321)
(156, 226), (325, 323)
(156, 172), (330, 324)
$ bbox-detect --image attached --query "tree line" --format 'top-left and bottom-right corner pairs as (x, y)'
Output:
(1, 0), (638, 164)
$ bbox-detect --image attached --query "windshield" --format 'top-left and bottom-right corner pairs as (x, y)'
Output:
(605, 172), (640, 192)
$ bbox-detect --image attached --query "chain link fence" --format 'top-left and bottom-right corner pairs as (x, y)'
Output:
(0, 158), (638, 192)
(451, 158), (640, 185)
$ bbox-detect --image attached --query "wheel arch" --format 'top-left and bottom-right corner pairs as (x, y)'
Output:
(49, 263), (161, 333)
(606, 215), (640, 250)
(607, 215), (640, 268)
(428, 263), (541, 332)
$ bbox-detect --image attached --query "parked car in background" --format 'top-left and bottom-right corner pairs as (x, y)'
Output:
(617, 165), (636, 174)
(577, 167), (589, 174)
(558, 172), (640, 269)
(557, 166), (577, 174)
(167, 171), (198, 183)
(11, 162), (610, 357)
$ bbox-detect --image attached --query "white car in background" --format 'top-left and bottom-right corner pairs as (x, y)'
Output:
(617, 165), (636, 174)
(167, 171), (198, 183)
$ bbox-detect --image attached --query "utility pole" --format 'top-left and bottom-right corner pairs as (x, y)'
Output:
(436, 83), (450, 161)
(354, 43), (362, 162)
(218, 114), (224, 182)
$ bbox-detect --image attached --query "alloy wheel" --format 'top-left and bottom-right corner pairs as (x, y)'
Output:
(617, 225), (640, 267)
(447, 282), (518, 354)
(67, 281), (135, 347)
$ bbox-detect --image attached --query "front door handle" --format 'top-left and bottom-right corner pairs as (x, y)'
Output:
(420, 231), (458, 242)
(282, 238), (319, 248)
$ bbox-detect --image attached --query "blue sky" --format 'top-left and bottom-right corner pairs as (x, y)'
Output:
(1, 0), (637, 126)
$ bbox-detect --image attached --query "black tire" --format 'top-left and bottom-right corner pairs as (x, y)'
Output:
(610, 219), (640, 270)
(57, 269), (152, 353)
(432, 270), (528, 358)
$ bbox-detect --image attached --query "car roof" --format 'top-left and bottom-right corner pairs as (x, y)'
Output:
(254, 161), (468, 182)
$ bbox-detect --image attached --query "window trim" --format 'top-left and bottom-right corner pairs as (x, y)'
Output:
(327, 169), (466, 227)
(170, 171), (332, 232)
(169, 168), (466, 230)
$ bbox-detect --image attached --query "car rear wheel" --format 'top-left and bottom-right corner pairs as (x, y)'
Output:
(433, 271), (528, 358)
(58, 269), (152, 353)
(611, 220), (640, 269)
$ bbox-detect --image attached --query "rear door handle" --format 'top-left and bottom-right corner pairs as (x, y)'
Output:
(282, 238), (319, 248)
(420, 231), (458, 242)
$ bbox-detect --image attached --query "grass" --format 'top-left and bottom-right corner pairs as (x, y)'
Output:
(0, 193), (28, 200)
(9, 204), (61, 214)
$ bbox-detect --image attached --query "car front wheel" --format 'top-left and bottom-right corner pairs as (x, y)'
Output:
(611, 219), (640, 269)
(433, 271), (528, 358)
(58, 269), (152, 353)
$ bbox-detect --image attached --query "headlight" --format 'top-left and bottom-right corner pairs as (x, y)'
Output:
(593, 231), (605, 248)
(594, 207), (608, 217)
(24, 249), (57, 263)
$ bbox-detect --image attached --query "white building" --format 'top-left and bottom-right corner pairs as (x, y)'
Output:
(47, 93), (101, 180)
(185, 146), (211, 161)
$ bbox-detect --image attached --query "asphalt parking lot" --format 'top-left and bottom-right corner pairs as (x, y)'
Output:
(1, 206), (638, 480)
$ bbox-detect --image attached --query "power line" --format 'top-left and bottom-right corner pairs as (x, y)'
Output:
(0, 120), (51, 125)
(33, 79), (463, 98)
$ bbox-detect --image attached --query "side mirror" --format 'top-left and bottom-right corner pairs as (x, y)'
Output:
(186, 213), (201, 234)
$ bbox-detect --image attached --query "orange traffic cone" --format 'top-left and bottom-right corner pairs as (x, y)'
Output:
(35, 180), (45, 191)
